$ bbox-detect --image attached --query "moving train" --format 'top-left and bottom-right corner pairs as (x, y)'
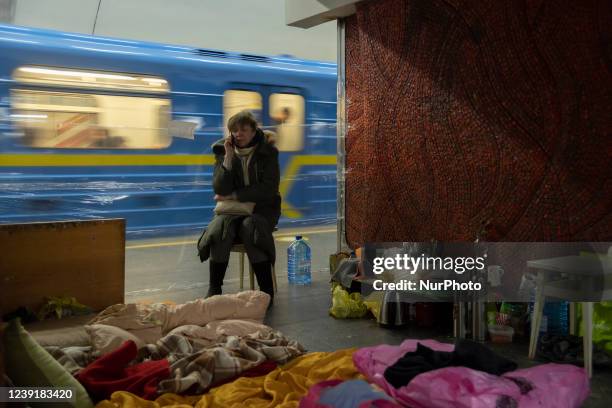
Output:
(0, 24), (337, 237)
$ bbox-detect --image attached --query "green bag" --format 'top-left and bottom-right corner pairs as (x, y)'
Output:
(578, 301), (612, 353)
(329, 284), (368, 319)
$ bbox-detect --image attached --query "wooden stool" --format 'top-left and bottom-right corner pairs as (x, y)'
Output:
(231, 243), (277, 292)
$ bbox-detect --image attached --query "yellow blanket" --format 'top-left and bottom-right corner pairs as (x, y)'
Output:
(96, 349), (361, 408)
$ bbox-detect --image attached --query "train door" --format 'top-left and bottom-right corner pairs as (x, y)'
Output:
(223, 84), (307, 224)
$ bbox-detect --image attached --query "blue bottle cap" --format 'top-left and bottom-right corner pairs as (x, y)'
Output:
(296, 235), (302, 240)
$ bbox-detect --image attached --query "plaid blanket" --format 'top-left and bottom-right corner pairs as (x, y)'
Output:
(146, 331), (305, 394)
(45, 345), (94, 375)
(48, 330), (304, 397)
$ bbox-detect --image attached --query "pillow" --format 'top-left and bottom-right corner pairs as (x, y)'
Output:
(2, 319), (94, 408)
(25, 314), (92, 348)
(85, 324), (145, 355)
(31, 326), (90, 348)
(163, 291), (270, 331)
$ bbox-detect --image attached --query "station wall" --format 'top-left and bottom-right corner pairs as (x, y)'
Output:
(345, 0), (611, 245)
(9, 0), (336, 61)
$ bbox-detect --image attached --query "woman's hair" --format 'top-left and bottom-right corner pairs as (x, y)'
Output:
(227, 110), (258, 133)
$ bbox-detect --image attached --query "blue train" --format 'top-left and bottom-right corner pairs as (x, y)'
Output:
(0, 24), (337, 237)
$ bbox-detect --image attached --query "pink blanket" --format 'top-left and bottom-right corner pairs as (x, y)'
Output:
(353, 340), (589, 408)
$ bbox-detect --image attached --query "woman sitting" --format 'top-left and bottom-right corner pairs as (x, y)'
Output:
(197, 111), (280, 305)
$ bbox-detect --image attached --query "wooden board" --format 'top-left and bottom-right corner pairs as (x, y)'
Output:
(0, 219), (125, 315)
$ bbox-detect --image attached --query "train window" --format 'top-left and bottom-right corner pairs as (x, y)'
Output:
(223, 90), (263, 133)
(11, 89), (171, 149)
(13, 66), (169, 93)
(269, 93), (304, 152)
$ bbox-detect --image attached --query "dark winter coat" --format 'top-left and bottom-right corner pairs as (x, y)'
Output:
(197, 129), (281, 263)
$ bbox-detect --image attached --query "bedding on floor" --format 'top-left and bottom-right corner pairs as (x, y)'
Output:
(8, 294), (592, 408)
(95, 349), (362, 408)
(88, 291), (271, 341)
(49, 325), (303, 399)
(300, 379), (401, 408)
(353, 339), (590, 408)
(77, 340), (170, 401)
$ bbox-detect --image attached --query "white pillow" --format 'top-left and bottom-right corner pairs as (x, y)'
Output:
(85, 324), (145, 355)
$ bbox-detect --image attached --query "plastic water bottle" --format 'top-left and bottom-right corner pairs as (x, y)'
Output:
(287, 235), (311, 285)
(524, 272), (569, 336)
(545, 301), (569, 335)
(529, 301), (569, 336)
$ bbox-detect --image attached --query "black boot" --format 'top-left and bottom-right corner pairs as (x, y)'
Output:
(206, 261), (228, 298)
(252, 261), (274, 307)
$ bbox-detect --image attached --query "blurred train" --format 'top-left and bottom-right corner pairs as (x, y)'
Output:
(0, 24), (337, 237)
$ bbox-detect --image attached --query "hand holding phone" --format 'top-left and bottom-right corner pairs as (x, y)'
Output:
(224, 136), (234, 159)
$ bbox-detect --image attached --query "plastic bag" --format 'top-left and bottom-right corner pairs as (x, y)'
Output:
(329, 284), (368, 319)
(579, 301), (612, 353)
(592, 302), (612, 352)
(37, 296), (92, 320)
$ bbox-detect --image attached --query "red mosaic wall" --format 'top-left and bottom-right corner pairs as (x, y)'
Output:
(345, 0), (611, 247)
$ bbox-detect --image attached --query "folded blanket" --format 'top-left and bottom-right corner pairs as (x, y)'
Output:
(95, 349), (362, 408)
